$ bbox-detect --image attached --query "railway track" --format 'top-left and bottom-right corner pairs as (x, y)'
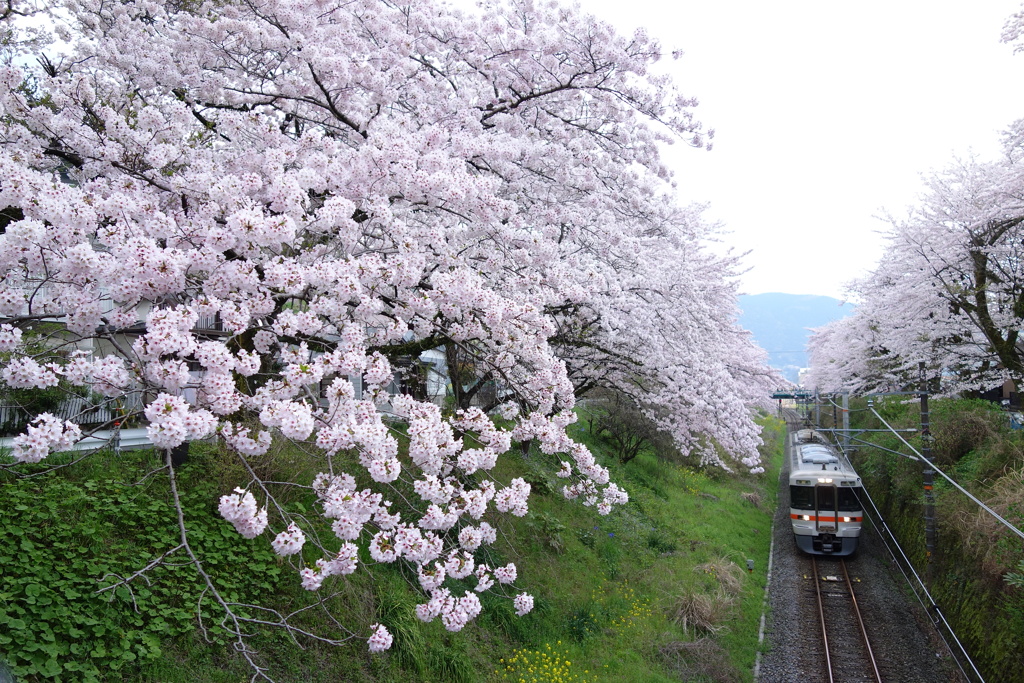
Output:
(779, 407), (810, 428)
(760, 416), (965, 683)
(806, 556), (882, 682)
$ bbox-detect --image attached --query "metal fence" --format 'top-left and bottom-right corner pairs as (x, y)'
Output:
(0, 396), (117, 436)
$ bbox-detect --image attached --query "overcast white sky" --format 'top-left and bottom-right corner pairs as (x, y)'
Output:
(576, 0), (1024, 299)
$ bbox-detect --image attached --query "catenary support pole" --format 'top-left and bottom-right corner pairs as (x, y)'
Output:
(842, 392), (850, 454)
(919, 362), (936, 582)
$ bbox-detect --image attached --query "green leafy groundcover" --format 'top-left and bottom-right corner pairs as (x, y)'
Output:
(1, 415), (786, 682)
(0, 460), (283, 682)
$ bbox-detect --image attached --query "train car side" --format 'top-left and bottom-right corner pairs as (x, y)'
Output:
(789, 429), (864, 556)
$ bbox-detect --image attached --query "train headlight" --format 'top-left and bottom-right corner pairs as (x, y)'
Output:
(802, 515), (811, 521)
(842, 516), (852, 522)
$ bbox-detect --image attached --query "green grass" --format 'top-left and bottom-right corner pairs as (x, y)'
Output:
(1, 412), (786, 682)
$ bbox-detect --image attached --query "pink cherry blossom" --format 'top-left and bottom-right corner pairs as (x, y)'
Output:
(218, 489), (269, 540)
(10, 414), (82, 464)
(0, 324), (22, 351)
(367, 623), (393, 653)
(513, 593), (535, 617)
(271, 523), (306, 557)
(0, 0), (780, 670)
(494, 563), (518, 585)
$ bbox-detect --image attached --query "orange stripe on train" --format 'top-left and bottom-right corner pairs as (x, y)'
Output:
(790, 514), (863, 522)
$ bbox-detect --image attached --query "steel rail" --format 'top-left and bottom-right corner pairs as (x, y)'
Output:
(842, 559), (882, 682)
(811, 557), (835, 683)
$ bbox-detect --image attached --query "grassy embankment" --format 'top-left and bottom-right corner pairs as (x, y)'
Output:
(0, 411), (786, 682)
(816, 396), (1024, 683)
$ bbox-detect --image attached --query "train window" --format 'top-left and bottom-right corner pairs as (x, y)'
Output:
(815, 486), (836, 510)
(838, 487), (863, 511)
(790, 485), (815, 510)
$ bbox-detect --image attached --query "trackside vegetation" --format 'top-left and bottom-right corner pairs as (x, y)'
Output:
(0, 412), (785, 682)
(816, 396), (1024, 683)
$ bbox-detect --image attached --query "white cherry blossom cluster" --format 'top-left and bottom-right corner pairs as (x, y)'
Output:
(493, 478), (532, 517)
(513, 593), (535, 617)
(275, 469), (533, 638)
(218, 489), (269, 540)
(561, 476), (631, 514)
(59, 352), (133, 398)
(144, 393), (217, 450)
(218, 423), (272, 457)
(0, 324), (22, 351)
(1, 357), (60, 390)
(10, 414), (82, 464)
(367, 623), (393, 653)
(494, 563), (518, 585)
(0, 0), (778, 663)
(415, 587), (484, 632)
(297, 542), (361, 591)
(270, 523), (306, 557)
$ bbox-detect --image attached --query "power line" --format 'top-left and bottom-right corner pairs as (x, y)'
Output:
(867, 403), (1024, 543)
(857, 482), (985, 682)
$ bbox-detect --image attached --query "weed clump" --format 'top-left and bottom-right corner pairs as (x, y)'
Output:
(670, 592), (732, 635)
(658, 638), (742, 683)
(669, 559), (745, 635)
(740, 491), (762, 508)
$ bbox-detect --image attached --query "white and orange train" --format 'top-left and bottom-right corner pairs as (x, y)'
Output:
(789, 429), (864, 556)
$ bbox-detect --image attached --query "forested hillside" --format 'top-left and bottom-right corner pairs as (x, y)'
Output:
(738, 294), (854, 383)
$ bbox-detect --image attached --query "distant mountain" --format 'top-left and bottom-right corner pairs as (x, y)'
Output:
(738, 293), (855, 384)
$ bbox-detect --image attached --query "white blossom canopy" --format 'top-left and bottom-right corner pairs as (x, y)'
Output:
(0, 0), (771, 658)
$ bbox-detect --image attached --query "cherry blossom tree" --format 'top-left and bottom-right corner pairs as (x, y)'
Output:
(810, 8), (1024, 398)
(0, 0), (770, 673)
(547, 202), (774, 469)
(807, 134), (1024, 396)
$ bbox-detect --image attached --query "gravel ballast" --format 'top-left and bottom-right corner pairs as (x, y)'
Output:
(754, 430), (966, 683)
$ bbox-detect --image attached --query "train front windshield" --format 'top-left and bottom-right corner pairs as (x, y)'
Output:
(790, 486), (862, 511)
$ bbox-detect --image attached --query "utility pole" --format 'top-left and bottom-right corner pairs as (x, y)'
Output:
(919, 362), (936, 581)
(842, 392), (850, 454)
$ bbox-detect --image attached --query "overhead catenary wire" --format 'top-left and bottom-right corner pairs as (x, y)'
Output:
(856, 481), (986, 683)
(846, 434), (920, 461)
(867, 404), (1024, 543)
(819, 394), (872, 413)
(785, 409), (984, 679)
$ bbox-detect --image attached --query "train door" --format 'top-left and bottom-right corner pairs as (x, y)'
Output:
(815, 483), (839, 552)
